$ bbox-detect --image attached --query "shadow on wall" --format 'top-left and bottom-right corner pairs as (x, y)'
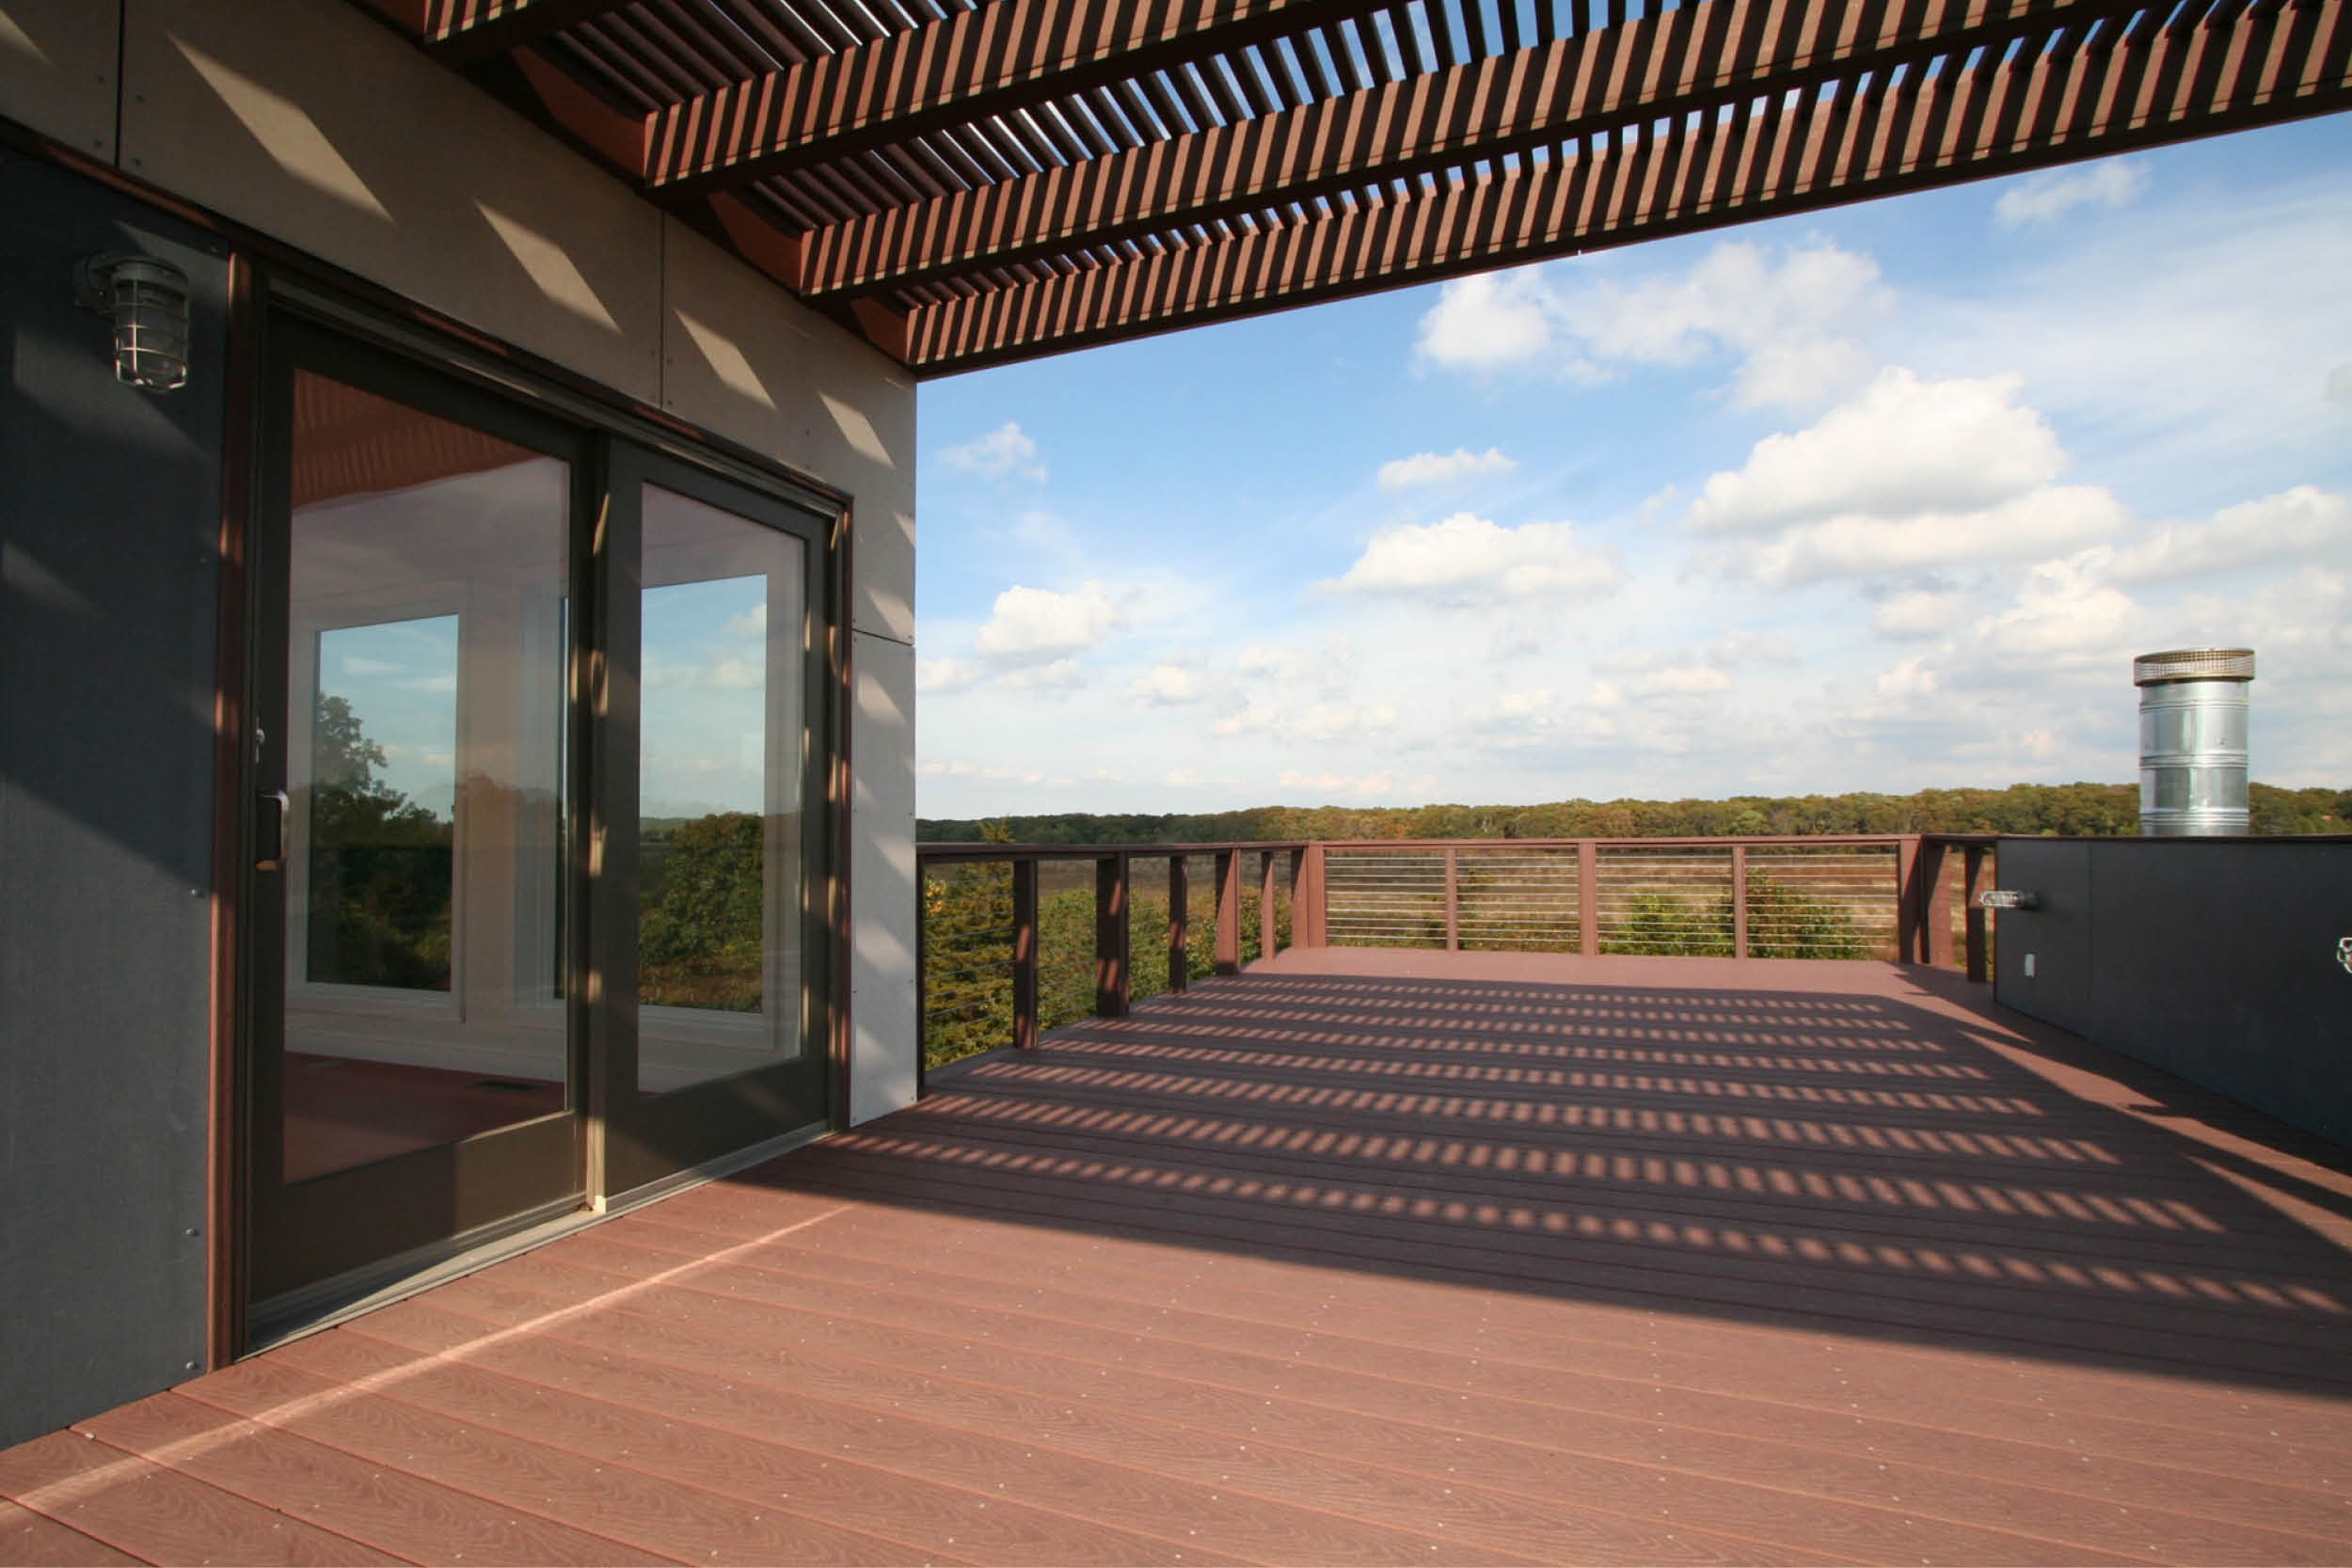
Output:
(755, 969), (2352, 1397)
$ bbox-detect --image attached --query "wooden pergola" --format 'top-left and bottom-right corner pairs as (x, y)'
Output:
(367, 0), (2349, 375)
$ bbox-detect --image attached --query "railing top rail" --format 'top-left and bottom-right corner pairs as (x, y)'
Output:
(915, 832), (2020, 863)
(917, 840), (1311, 864)
(1321, 835), (1913, 850)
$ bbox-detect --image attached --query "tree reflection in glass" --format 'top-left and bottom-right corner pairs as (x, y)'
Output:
(306, 617), (458, 990)
(637, 485), (804, 1094)
(640, 576), (766, 1013)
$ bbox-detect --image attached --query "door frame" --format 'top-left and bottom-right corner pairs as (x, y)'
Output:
(215, 268), (856, 1354)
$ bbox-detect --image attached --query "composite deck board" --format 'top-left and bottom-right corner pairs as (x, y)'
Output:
(174, 1356), (934, 1566)
(0, 1500), (146, 1567)
(580, 1218), (2352, 1536)
(413, 1230), (2349, 1563)
(338, 1296), (1518, 1566)
(827, 1097), (2352, 1278)
(5, 955), (2350, 1563)
(75, 1395), (674, 1568)
(277, 1324), (1221, 1568)
(771, 1143), (2350, 1382)
(0, 1432), (401, 1566)
(619, 1196), (2352, 1478)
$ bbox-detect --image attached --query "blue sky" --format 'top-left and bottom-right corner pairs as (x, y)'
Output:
(914, 116), (2352, 818)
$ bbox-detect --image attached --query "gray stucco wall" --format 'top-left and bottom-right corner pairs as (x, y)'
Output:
(0, 152), (227, 1449)
(3, 0), (922, 1135)
(1994, 836), (2352, 1147)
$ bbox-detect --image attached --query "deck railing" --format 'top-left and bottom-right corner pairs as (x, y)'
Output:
(917, 834), (1998, 1077)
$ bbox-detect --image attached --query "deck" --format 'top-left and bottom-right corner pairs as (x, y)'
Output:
(8, 953), (2352, 1565)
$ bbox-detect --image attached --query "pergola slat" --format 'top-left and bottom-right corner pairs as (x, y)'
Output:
(793, 0), (2153, 296)
(365, 0), (2348, 374)
(899, 0), (2350, 370)
(646, 0), (1403, 190)
(422, 0), (636, 64)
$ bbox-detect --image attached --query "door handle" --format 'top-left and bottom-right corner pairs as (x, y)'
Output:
(256, 789), (290, 871)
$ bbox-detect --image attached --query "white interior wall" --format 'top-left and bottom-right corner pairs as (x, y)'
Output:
(0, 0), (921, 1126)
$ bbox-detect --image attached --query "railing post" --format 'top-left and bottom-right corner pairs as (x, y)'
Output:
(1896, 834), (1922, 964)
(1289, 847), (1315, 947)
(1214, 848), (1240, 974)
(1096, 852), (1130, 1018)
(1443, 845), (1459, 951)
(1011, 858), (1039, 1050)
(1963, 845), (1990, 982)
(1730, 842), (1748, 959)
(1578, 840), (1598, 958)
(1167, 854), (1189, 993)
(1922, 839), (1956, 968)
(1259, 849), (1279, 962)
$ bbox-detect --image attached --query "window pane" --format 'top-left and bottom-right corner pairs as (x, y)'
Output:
(638, 484), (805, 1094)
(307, 617), (457, 990)
(282, 371), (570, 1182)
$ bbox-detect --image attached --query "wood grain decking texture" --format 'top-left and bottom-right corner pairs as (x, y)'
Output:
(8, 954), (2352, 1564)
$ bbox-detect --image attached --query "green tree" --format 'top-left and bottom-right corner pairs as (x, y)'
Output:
(306, 694), (453, 990)
(640, 812), (765, 1010)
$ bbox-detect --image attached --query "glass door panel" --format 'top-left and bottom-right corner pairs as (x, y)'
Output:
(637, 483), (807, 1094)
(282, 372), (571, 1175)
(252, 345), (583, 1317)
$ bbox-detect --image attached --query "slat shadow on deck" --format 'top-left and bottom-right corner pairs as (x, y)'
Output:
(8, 954), (2352, 1565)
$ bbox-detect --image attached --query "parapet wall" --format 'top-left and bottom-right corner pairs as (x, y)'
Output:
(1994, 836), (2352, 1147)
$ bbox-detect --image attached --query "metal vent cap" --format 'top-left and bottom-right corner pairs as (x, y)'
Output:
(2133, 647), (2255, 686)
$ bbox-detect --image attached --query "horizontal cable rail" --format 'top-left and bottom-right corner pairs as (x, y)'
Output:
(916, 834), (1997, 1084)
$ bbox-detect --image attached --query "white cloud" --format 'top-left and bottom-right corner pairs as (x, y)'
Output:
(938, 421), (1047, 482)
(1994, 158), (2150, 229)
(1869, 588), (1974, 641)
(2328, 364), (2352, 410)
(1413, 269), (1562, 372)
(2107, 485), (2350, 583)
(1706, 628), (1802, 667)
(1277, 769), (1426, 799)
(1376, 447), (1518, 489)
(998, 657), (1086, 690)
(1416, 241), (1890, 411)
(1126, 662), (1201, 705)
(1875, 656), (1940, 699)
(1489, 689), (1555, 718)
(1633, 664), (1736, 697)
(1214, 701), (1397, 742)
(2179, 564), (2351, 680)
(972, 581), (1120, 660)
(1321, 513), (1626, 604)
(1972, 551), (2141, 657)
(707, 657), (760, 690)
(1706, 485), (2131, 587)
(916, 657), (985, 693)
(1689, 369), (2069, 533)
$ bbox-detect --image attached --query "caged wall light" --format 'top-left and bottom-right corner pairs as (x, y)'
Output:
(75, 253), (192, 393)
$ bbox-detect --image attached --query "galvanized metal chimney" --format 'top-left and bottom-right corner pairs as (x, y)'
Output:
(2135, 648), (2254, 836)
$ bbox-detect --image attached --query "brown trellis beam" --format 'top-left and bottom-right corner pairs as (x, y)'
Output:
(644, 0), (1397, 194)
(422, 0), (635, 67)
(901, 0), (2351, 372)
(794, 0), (2146, 299)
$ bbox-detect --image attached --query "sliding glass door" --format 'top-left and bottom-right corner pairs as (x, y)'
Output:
(245, 307), (836, 1335)
(598, 451), (833, 1196)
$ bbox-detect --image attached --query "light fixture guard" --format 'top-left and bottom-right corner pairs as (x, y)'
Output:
(75, 253), (192, 393)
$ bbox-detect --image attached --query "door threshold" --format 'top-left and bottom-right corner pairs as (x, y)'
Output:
(245, 1119), (831, 1354)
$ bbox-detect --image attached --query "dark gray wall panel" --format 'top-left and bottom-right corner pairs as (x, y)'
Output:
(0, 153), (227, 1448)
(1996, 836), (2352, 1148)
(1992, 840), (2094, 1037)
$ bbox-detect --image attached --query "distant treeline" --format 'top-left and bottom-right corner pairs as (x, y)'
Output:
(919, 782), (2350, 845)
